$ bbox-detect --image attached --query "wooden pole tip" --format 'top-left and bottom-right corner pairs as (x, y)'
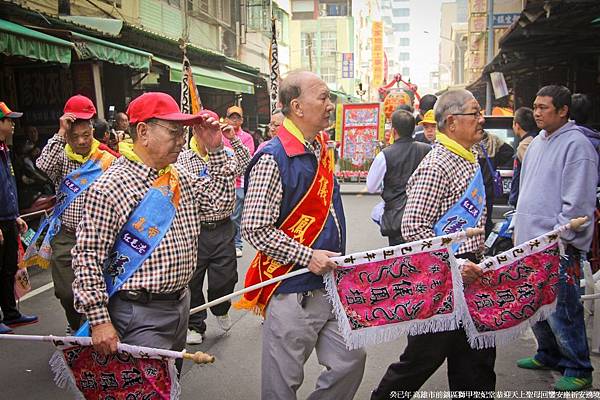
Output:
(465, 227), (485, 238)
(569, 216), (588, 231)
(184, 351), (216, 364)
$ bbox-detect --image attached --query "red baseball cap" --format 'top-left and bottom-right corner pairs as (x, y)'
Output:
(127, 92), (203, 125)
(64, 95), (96, 119)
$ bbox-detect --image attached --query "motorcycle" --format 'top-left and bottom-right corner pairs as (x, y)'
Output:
(13, 147), (56, 229)
(484, 210), (515, 256)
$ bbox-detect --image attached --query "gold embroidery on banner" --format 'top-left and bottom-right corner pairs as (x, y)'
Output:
(132, 217), (146, 232)
(289, 214), (316, 244)
(147, 226), (160, 238)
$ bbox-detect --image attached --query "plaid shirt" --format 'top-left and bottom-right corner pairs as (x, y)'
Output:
(72, 149), (236, 326)
(36, 134), (95, 232)
(175, 136), (250, 221)
(401, 143), (486, 255)
(243, 139), (342, 267)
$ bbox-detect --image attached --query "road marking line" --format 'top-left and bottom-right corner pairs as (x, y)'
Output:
(19, 282), (54, 302)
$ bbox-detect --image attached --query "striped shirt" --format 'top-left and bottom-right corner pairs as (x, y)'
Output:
(72, 149), (236, 326)
(401, 143), (486, 255)
(36, 134), (93, 232)
(176, 136), (250, 221)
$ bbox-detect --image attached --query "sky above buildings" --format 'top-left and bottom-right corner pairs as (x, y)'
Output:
(407, 0), (444, 94)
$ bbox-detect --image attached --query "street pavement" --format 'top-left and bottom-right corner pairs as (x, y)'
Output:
(2, 193), (600, 399)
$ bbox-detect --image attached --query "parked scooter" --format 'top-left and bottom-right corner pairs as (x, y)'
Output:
(484, 210), (515, 256)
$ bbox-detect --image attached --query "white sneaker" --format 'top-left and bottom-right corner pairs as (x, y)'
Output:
(216, 314), (232, 332)
(235, 248), (243, 258)
(186, 329), (204, 345)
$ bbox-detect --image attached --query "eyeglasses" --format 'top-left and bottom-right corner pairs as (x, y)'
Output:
(147, 120), (184, 137)
(451, 110), (483, 118)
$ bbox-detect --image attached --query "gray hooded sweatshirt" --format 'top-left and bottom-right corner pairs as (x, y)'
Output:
(515, 121), (598, 251)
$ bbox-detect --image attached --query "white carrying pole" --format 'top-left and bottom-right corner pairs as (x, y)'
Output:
(0, 334), (215, 363)
(190, 267), (310, 315)
(189, 227), (484, 315)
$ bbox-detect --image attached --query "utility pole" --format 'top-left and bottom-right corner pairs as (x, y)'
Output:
(485, 0), (494, 115)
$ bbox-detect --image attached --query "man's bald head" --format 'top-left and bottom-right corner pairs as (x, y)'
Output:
(278, 70), (333, 139)
(279, 71), (322, 116)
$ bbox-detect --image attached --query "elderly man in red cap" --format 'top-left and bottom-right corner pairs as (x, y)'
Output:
(0, 102), (38, 334)
(176, 110), (251, 344)
(72, 92), (236, 362)
(36, 95), (117, 334)
(225, 105), (255, 258)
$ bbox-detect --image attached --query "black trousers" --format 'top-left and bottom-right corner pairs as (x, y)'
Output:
(388, 234), (404, 247)
(371, 329), (496, 399)
(0, 220), (20, 321)
(188, 219), (238, 333)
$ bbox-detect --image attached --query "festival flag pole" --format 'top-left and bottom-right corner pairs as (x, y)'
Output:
(0, 334), (215, 364)
(189, 227), (484, 315)
(269, 15), (280, 115)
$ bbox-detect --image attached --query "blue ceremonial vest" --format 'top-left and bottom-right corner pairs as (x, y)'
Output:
(434, 168), (486, 252)
(245, 135), (346, 293)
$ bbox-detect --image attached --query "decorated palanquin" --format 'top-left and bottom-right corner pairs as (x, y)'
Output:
(325, 228), (564, 350)
(462, 230), (561, 349)
(325, 234), (467, 350)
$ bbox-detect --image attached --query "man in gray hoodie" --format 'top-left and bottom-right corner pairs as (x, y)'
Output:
(514, 85), (598, 392)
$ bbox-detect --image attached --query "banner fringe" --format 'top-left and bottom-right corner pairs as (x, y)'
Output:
(168, 359), (181, 400)
(465, 300), (557, 349)
(232, 297), (265, 316)
(49, 350), (85, 400)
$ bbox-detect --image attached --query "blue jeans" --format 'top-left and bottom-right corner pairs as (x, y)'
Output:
(231, 187), (245, 249)
(532, 248), (593, 378)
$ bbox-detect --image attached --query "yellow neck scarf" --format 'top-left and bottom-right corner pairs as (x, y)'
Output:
(190, 136), (209, 162)
(283, 118), (309, 146)
(436, 131), (476, 163)
(119, 142), (172, 176)
(65, 139), (100, 164)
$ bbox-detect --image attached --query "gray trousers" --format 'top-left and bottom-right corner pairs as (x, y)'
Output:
(108, 288), (190, 353)
(50, 229), (83, 330)
(262, 288), (366, 400)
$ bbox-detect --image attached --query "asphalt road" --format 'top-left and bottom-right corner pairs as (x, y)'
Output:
(2, 194), (599, 399)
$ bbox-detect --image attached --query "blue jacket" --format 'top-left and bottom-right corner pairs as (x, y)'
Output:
(0, 144), (19, 221)
(245, 131), (346, 294)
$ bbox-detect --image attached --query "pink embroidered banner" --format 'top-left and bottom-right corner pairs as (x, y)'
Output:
(462, 231), (561, 349)
(325, 234), (467, 349)
(50, 340), (180, 399)
(325, 228), (563, 350)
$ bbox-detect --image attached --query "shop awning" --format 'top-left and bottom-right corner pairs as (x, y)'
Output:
(71, 32), (152, 71)
(0, 19), (73, 64)
(154, 56), (255, 94)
